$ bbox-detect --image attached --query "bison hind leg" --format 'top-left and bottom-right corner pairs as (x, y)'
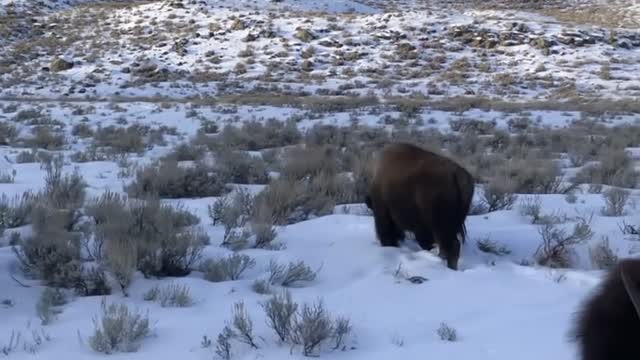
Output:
(433, 227), (461, 270)
(372, 205), (404, 247)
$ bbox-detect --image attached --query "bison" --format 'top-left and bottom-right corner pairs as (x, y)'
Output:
(569, 258), (640, 360)
(364, 142), (474, 270)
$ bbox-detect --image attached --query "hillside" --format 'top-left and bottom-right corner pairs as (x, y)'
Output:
(2, 0), (640, 359)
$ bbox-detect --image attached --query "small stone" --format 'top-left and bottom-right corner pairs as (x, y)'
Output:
(230, 19), (246, 31)
(50, 57), (73, 72)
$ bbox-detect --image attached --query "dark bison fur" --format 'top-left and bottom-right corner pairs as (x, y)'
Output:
(569, 258), (640, 360)
(366, 142), (474, 270)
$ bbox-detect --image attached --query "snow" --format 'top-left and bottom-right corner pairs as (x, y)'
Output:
(3, 0), (640, 359)
(2, 0), (640, 102)
(0, 209), (606, 360)
(0, 116), (633, 359)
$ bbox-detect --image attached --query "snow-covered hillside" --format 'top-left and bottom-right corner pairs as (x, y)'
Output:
(2, 0), (640, 359)
(2, 0), (640, 102)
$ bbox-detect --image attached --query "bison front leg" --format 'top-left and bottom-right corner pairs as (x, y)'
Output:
(414, 227), (435, 252)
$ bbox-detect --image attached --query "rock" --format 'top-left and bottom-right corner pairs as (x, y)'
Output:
(294, 28), (315, 42)
(511, 22), (529, 33)
(396, 42), (416, 52)
(618, 38), (633, 49)
(318, 39), (342, 48)
(556, 30), (596, 47)
(533, 36), (553, 49)
(373, 30), (407, 41)
(501, 39), (519, 46)
(172, 38), (189, 56)
(259, 29), (277, 39)
(243, 32), (259, 42)
(301, 59), (313, 72)
(556, 34), (573, 45)
(230, 19), (246, 31)
(166, 0), (185, 8)
(50, 57), (73, 72)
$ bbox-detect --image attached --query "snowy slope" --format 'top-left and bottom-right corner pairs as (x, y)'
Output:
(0, 0), (133, 15)
(3, 0), (640, 359)
(0, 211), (602, 360)
(0, 97), (634, 359)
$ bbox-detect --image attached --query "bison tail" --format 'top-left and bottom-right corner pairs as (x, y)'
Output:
(453, 168), (474, 244)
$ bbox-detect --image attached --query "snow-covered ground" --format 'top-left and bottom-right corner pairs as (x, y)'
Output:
(2, 0), (640, 102)
(3, 0), (640, 359)
(2, 96), (640, 359)
(0, 211), (604, 360)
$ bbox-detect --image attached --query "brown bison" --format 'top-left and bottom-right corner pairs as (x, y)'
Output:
(569, 258), (640, 360)
(364, 142), (474, 270)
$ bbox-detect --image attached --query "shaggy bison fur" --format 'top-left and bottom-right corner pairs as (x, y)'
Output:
(569, 258), (640, 360)
(365, 142), (474, 270)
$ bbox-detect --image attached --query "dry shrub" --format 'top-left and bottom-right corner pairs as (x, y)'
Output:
(215, 149), (270, 184)
(41, 156), (87, 210)
(279, 145), (341, 181)
(449, 118), (496, 135)
(93, 124), (148, 154)
(566, 136), (597, 167)
(0, 122), (17, 145)
(493, 155), (565, 194)
(480, 176), (517, 212)
(126, 159), (229, 199)
(600, 187), (630, 216)
(144, 283), (193, 307)
(250, 143), (358, 225)
(71, 123), (94, 138)
(250, 200), (278, 249)
(11, 178), (109, 296)
(589, 236), (618, 270)
(304, 124), (353, 148)
(347, 150), (375, 203)
(36, 287), (68, 325)
(254, 171), (354, 226)
(0, 192), (37, 229)
(216, 119), (302, 151)
(89, 192), (207, 288)
(122, 198), (206, 279)
(476, 237), (511, 256)
(290, 299), (351, 356)
(12, 204), (83, 288)
(573, 147), (639, 188)
(253, 177), (305, 225)
(200, 253), (256, 282)
(207, 188), (277, 250)
(164, 142), (207, 162)
(447, 132), (484, 159)
(100, 202), (138, 295)
(519, 196), (557, 224)
(88, 298), (152, 354)
(26, 126), (65, 150)
(267, 260), (317, 287)
(534, 213), (594, 268)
